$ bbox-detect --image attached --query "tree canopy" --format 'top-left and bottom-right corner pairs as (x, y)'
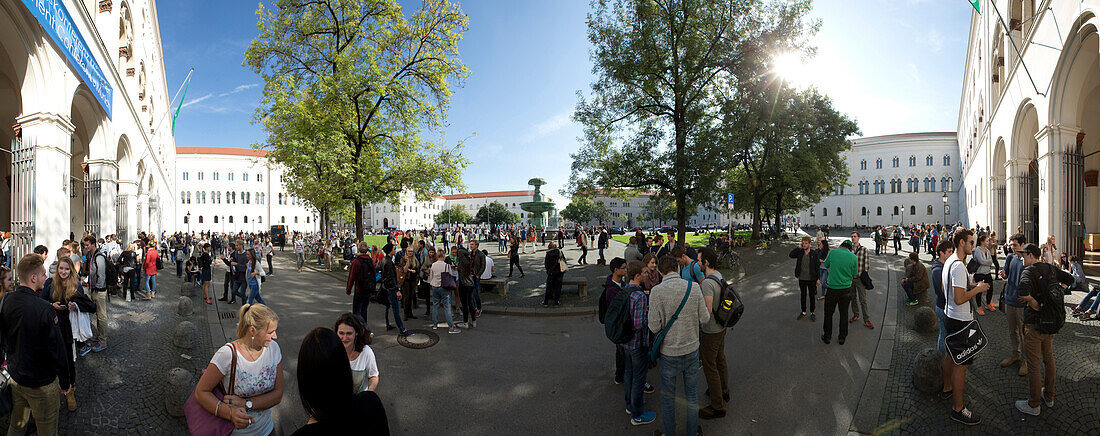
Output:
(474, 201), (519, 228)
(435, 205), (471, 226)
(246, 0), (470, 238)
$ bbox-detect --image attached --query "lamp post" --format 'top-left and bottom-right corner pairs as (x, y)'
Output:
(186, 211), (191, 233)
(900, 205), (905, 227)
(942, 192), (948, 227)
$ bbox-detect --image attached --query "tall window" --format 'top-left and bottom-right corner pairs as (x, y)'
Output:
(243, 173), (249, 182)
(836, 207), (842, 216)
(198, 172), (203, 181)
(244, 216), (248, 223)
(910, 205), (916, 215)
(926, 155), (933, 166)
(228, 173), (234, 182)
(943, 155), (951, 166)
(257, 174), (263, 182)
(892, 156), (899, 167)
(214, 216), (219, 223)
(876, 158), (882, 169)
(860, 159), (867, 170)
(909, 156), (916, 167)
(199, 216), (204, 223)
(229, 216), (234, 223)
(182, 172), (189, 181)
(180, 192), (186, 204)
(213, 172), (219, 181)
(861, 207), (867, 216)
(823, 208), (828, 217)
(893, 206), (899, 216)
(281, 216), (285, 223)
(927, 205), (933, 215)
(941, 177), (949, 192)
(877, 207), (882, 216)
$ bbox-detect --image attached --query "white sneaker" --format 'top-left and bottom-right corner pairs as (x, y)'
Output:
(455, 322), (468, 328)
(1014, 399), (1040, 416)
(470, 320), (477, 328)
(1041, 389), (1054, 408)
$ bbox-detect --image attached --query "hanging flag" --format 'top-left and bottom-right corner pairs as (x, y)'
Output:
(171, 78), (189, 136)
(968, 0), (979, 13)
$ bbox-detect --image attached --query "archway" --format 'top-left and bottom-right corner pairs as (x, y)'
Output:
(70, 86), (106, 238)
(1011, 104), (1040, 244)
(992, 138), (1007, 240)
(383, 217), (389, 229)
(0, 21), (22, 233)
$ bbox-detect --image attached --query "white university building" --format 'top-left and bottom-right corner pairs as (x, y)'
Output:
(1, 0), (177, 261)
(958, 0), (1100, 256)
(798, 132), (964, 228)
(364, 190), (559, 230)
(174, 147), (318, 234)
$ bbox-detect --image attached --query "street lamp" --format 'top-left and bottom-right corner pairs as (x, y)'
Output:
(942, 192), (948, 227)
(899, 205), (905, 227)
(186, 211), (191, 233)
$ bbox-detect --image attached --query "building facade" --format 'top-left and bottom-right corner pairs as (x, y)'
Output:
(363, 190), (559, 229)
(958, 1), (1100, 255)
(577, 192), (739, 229)
(1, 0), (176, 261)
(797, 132), (964, 228)
(174, 147), (318, 234)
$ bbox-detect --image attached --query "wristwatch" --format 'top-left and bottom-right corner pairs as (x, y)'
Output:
(245, 399), (253, 410)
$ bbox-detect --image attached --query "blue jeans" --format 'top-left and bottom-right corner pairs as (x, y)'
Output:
(659, 349), (700, 436)
(1076, 287), (1100, 312)
(385, 288), (406, 331)
(934, 305), (947, 354)
(144, 274), (157, 295)
(625, 346), (650, 419)
(432, 286), (455, 328)
(498, 239), (505, 252)
(901, 282), (915, 301)
(819, 268), (829, 297)
(231, 279), (248, 302)
(247, 279), (265, 305)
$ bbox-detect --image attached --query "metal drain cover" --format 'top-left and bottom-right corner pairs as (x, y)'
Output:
(396, 329), (439, 349)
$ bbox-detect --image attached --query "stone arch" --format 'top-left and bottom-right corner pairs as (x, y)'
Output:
(992, 137), (1007, 239)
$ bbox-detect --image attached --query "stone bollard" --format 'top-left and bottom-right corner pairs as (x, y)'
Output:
(173, 321), (198, 349)
(177, 296), (194, 317)
(164, 367), (193, 417)
(912, 348), (944, 394)
(180, 282), (196, 297)
(913, 306), (938, 333)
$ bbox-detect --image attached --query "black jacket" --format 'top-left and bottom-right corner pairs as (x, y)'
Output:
(1018, 262), (1074, 325)
(544, 249), (566, 276)
(788, 248), (820, 281)
(379, 255), (398, 291)
(0, 286), (71, 390)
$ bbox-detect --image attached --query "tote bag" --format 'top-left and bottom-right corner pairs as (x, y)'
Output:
(69, 311), (95, 343)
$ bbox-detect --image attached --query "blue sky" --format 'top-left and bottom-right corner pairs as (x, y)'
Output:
(160, 0), (973, 202)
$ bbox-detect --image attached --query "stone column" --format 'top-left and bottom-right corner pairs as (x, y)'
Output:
(1035, 124), (1079, 248)
(136, 193), (149, 235)
(14, 112), (73, 259)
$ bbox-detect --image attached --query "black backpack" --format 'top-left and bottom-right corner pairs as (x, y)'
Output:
(603, 287), (635, 344)
(357, 257), (376, 295)
(1032, 263), (1066, 334)
(706, 274), (744, 328)
(100, 251), (118, 286)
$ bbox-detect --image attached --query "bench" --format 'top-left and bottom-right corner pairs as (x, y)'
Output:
(562, 278), (589, 297)
(333, 259), (351, 271)
(480, 277), (509, 296)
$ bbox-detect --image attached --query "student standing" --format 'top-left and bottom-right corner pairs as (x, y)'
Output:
(848, 232), (874, 329)
(940, 229), (989, 425)
(621, 260), (656, 426)
(1013, 243), (1073, 416)
(648, 256), (709, 436)
(821, 240), (857, 345)
(998, 233), (1029, 376)
(788, 236), (819, 320)
(697, 248), (729, 419)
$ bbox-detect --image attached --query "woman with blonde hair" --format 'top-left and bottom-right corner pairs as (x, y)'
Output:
(42, 256), (96, 411)
(194, 304), (284, 435)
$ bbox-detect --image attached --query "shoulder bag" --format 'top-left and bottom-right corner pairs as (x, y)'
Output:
(183, 343), (238, 436)
(557, 250), (568, 274)
(648, 281), (693, 362)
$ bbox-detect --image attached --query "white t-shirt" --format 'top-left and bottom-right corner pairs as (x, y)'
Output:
(941, 256), (973, 321)
(481, 257), (494, 280)
(430, 261), (454, 288)
(210, 341), (282, 436)
(349, 346), (379, 393)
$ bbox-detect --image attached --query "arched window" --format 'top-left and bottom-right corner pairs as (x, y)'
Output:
(943, 155), (951, 166)
(926, 155), (933, 166)
(947, 177), (953, 191)
(876, 158), (882, 169)
(214, 216), (219, 223)
(823, 208), (828, 217)
(306, 217), (310, 223)
(893, 206), (899, 215)
(930, 178), (937, 192)
(909, 156), (916, 167)
(876, 207), (882, 216)
(927, 205), (933, 215)
(281, 216), (285, 223)
(229, 216), (234, 223)
(941, 177), (948, 192)
(258, 216), (262, 223)
(861, 207), (867, 216)
(892, 156), (899, 167)
(836, 207), (843, 216)
(860, 159), (867, 170)
(198, 216), (204, 223)
(183, 215), (189, 224)
(295, 217), (299, 223)
(910, 206), (916, 215)
(180, 192), (186, 204)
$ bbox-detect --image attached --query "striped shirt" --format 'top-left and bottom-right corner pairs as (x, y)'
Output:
(623, 284), (650, 351)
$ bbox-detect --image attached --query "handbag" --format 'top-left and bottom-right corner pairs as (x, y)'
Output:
(557, 250), (568, 274)
(859, 271), (874, 290)
(648, 281), (693, 362)
(944, 318), (988, 365)
(441, 270), (457, 290)
(184, 343), (237, 436)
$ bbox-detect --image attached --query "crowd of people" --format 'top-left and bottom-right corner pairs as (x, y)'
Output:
(798, 221), (1087, 426)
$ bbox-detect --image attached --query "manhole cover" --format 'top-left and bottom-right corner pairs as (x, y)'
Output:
(396, 329), (439, 349)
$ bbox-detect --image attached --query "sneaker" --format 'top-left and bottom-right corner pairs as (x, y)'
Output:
(849, 315), (859, 323)
(644, 383), (655, 394)
(864, 320), (875, 330)
(455, 322), (468, 328)
(470, 320), (477, 328)
(838, 337), (845, 345)
(698, 406), (726, 419)
(541, 303), (549, 307)
(91, 343), (107, 353)
(976, 306), (986, 316)
(938, 390), (953, 400)
(1042, 388), (1054, 408)
(476, 309), (482, 318)
(386, 325), (396, 331)
(631, 411), (657, 426)
(78, 344), (92, 357)
(796, 313), (806, 321)
(987, 303), (997, 311)
(906, 300), (919, 306)
(809, 313), (816, 322)
(614, 379), (624, 385)
(950, 407), (981, 425)
(820, 334), (830, 344)
(1014, 400), (1040, 416)
(448, 327), (461, 334)
(625, 408), (631, 415)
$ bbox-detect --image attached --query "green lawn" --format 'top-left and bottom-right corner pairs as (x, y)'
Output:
(611, 231), (753, 247)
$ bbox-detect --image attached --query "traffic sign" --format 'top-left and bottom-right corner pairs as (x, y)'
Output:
(727, 194), (735, 205)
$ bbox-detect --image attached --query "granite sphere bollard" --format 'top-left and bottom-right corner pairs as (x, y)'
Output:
(913, 306), (938, 333)
(912, 348), (945, 395)
(164, 367), (193, 417)
(177, 296), (194, 316)
(173, 321), (198, 348)
(180, 282), (196, 297)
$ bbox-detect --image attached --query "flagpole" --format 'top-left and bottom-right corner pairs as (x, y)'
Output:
(985, 2), (1045, 96)
(153, 67), (194, 134)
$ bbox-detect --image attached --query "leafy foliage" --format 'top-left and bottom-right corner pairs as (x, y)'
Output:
(435, 205), (471, 226)
(474, 201), (519, 227)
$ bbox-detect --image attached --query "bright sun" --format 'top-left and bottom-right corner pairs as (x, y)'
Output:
(773, 52), (808, 87)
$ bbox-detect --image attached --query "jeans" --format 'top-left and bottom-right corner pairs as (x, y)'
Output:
(458, 284), (476, 323)
(902, 282), (915, 301)
(823, 286), (853, 341)
(352, 290), (371, 327)
(266, 254), (274, 275)
(624, 346), (650, 419)
(385, 288), (406, 331)
(579, 246), (588, 264)
(144, 274), (158, 295)
(934, 305), (947, 353)
(818, 268), (829, 297)
(598, 247), (605, 264)
(230, 279), (248, 303)
(246, 279), (265, 305)
(659, 349), (700, 436)
(798, 279), (816, 313)
(472, 277), (482, 311)
(432, 286), (455, 328)
(296, 252), (304, 270)
(543, 273), (563, 305)
(498, 239), (505, 252)
(1075, 288), (1100, 312)
(176, 260), (183, 277)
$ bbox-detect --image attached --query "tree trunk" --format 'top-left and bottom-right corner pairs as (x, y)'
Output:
(751, 195), (762, 241)
(675, 193), (687, 244)
(353, 199), (364, 240)
(773, 193), (783, 236)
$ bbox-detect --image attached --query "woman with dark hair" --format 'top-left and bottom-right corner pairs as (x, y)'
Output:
(291, 327), (389, 436)
(246, 248), (266, 305)
(817, 239), (831, 300)
(334, 313), (379, 392)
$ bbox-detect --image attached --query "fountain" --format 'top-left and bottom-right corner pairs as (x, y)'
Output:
(520, 178), (555, 229)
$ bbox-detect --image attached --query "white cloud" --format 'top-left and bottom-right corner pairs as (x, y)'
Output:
(926, 28), (944, 53)
(181, 93), (214, 108)
(520, 112), (572, 143)
(181, 83), (259, 110)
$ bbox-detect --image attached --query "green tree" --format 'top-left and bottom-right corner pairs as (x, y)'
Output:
(435, 206), (471, 226)
(474, 201), (519, 230)
(560, 197), (595, 226)
(246, 0), (470, 240)
(642, 195), (676, 226)
(570, 0), (806, 244)
(592, 201), (613, 226)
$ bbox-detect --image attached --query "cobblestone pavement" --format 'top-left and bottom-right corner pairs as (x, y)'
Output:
(0, 272), (213, 435)
(878, 274), (1100, 434)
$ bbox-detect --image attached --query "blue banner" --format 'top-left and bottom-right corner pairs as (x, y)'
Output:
(22, 0), (113, 118)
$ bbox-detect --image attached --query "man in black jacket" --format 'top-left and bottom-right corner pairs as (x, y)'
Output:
(346, 243), (375, 327)
(379, 244), (407, 335)
(597, 227), (609, 265)
(1013, 243), (1074, 416)
(227, 241), (249, 304)
(2, 254), (71, 435)
(789, 236), (820, 320)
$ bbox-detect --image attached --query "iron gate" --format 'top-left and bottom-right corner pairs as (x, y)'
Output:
(1065, 150), (1084, 258)
(116, 195), (128, 242)
(1018, 171), (1037, 244)
(995, 183), (1006, 242)
(10, 137), (34, 264)
(84, 178), (101, 236)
